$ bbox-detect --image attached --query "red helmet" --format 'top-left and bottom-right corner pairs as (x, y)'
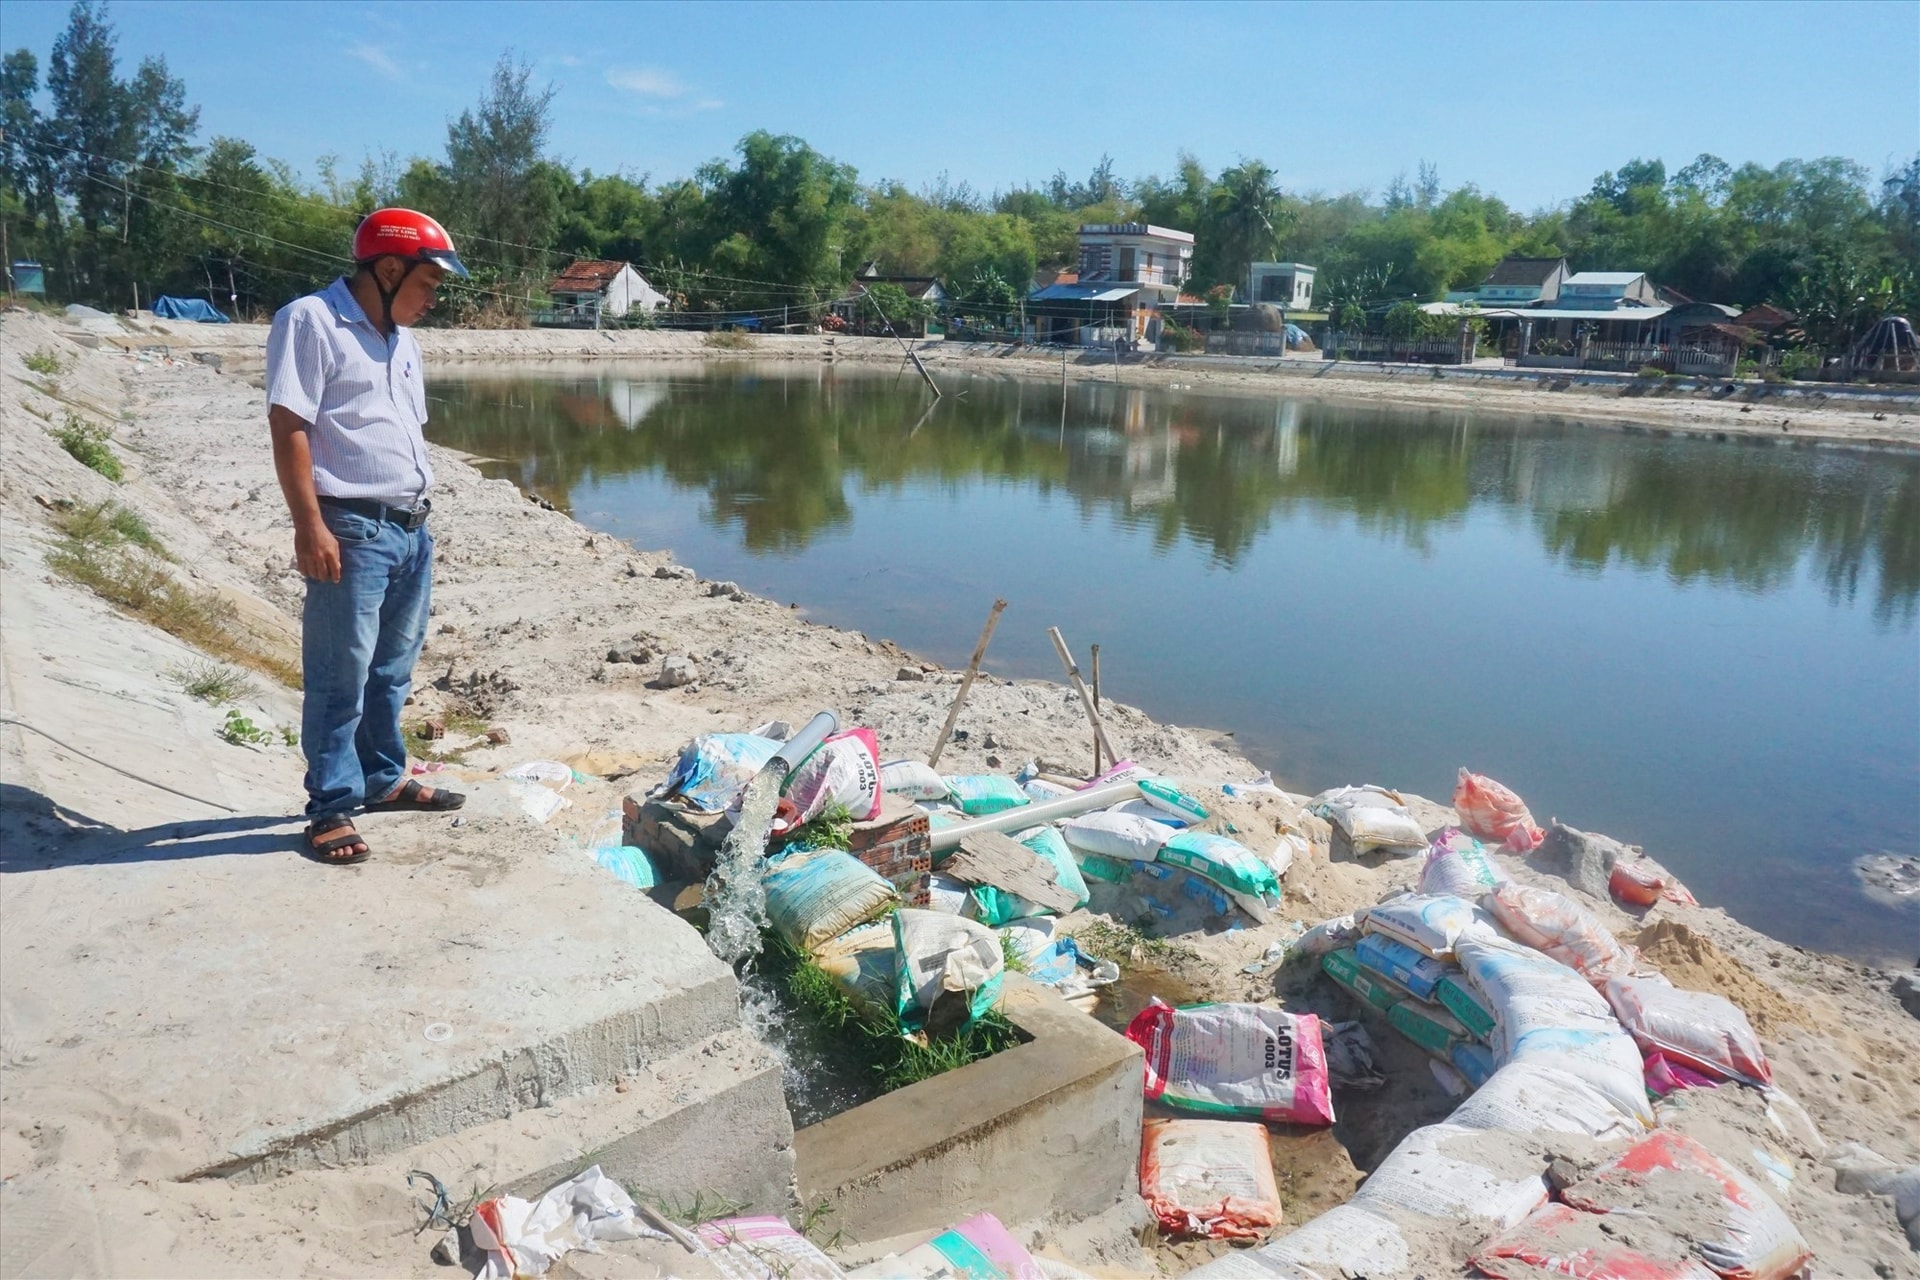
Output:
(351, 208), (469, 277)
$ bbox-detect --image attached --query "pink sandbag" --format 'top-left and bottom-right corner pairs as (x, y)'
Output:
(1644, 1049), (1724, 1097)
(1561, 1131), (1811, 1280)
(1486, 881), (1636, 983)
(1609, 855), (1699, 908)
(1139, 1118), (1283, 1241)
(1604, 974), (1771, 1086)
(1473, 1202), (1721, 1280)
(781, 727), (882, 825)
(1418, 827), (1511, 897)
(1454, 768), (1545, 852)
(1126, 999), (1336, 1126)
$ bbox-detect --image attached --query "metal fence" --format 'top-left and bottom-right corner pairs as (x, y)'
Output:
(1315, 331), (1474, 364)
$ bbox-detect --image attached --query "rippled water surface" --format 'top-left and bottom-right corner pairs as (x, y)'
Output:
(429, 362), (1919, 962)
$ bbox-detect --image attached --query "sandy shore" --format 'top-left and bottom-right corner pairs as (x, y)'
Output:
(79, 310), (1920, 451)
(4, 307), (1917, 1276)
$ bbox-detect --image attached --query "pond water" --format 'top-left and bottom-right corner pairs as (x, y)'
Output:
(428, 363), (1919, 964)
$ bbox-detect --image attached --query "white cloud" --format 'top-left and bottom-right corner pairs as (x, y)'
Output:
(606, 66), (688, 98)
(347, 43), (402, 80)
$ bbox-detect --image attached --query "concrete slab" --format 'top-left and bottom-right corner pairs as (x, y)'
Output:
(793, 975), (1144, 1243)
(0, 537), (755, 1185)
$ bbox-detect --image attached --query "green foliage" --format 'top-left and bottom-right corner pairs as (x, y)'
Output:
(1067, 918), (1198, 970)
(1159, 317), (1203, 353)
(1636, 364), (1667, 379)
(52, 413), (121, 480)
(217, 708), (286, 746)
(785, 801), (854, 852)
(22, 346), (64, 374)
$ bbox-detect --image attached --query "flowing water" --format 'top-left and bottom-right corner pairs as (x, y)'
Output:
(430, 363), (1920, 963)
(702, 769), (782, 969)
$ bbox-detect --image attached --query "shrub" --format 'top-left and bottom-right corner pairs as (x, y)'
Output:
(1160, 319), (1203, 354)
(1635, 365), (1666, 379)
(53, 414), (122, 480)
(704, 329), (755, 350)
(22, 346), (64, 375)
(165, 658), (257, 704)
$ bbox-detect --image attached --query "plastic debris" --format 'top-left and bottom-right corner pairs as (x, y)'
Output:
(469, 1165), (665, 1279)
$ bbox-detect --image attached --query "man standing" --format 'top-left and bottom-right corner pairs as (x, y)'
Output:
(266, 208), (470, 865)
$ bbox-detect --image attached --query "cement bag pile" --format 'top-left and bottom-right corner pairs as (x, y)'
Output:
(1060, 810), (1168, 863)
(844, 1212), (1044, 1279)
(1124, 999), (1336, 1125)
(1473, 1131), (1813, 1280)
(1306, 784), (1428, 855)
(764, 849), (899, 952)
(1139, 1117), (1285, 1241)
(1454, 767), (1545, 852)
(694, 1214), (844, 1279)
(653, 732), (780, 812)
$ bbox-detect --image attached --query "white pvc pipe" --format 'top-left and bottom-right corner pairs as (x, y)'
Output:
(929, 781), (1143, 853)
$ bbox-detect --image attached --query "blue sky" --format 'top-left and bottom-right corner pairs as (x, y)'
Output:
(3, 0), (1915, 209)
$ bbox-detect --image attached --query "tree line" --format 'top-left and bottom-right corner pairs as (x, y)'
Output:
(5, 3), (1916, 344)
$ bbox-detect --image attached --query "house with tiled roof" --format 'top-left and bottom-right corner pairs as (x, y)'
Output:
(540, 260), (668, 326)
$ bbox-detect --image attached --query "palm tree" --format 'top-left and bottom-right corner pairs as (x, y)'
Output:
(1208, 161), (1287, 296)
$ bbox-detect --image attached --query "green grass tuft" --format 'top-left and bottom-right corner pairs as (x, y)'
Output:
(23, 346), (65, 375)
(52, 413), (122, 481)
(165, 658), (257, 704)
(703, 329), (755, 350)
(1066, 918), (1199, 970)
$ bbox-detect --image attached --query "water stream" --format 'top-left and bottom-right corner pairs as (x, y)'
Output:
(702, 770), (781, 969)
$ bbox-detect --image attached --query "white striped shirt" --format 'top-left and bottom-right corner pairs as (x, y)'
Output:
(265, 277), (432, 504)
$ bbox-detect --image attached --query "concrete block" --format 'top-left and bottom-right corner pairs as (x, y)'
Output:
(396, 1029), (796, 1216)
(847, 792), (931, 907)
(625, 796), (730, 881)
(793, 975), (1143, 1242)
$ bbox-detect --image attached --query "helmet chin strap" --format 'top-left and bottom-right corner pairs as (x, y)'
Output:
(373, 258), (421, 335)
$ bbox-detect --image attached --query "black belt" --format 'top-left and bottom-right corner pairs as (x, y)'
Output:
(318, 495), (431, 531)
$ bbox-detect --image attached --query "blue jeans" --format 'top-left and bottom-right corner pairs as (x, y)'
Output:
(301, 504), (433, 819)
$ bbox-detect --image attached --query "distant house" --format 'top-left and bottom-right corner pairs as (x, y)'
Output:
(1557, 271), (1660, 310)
(1028, 223), (1194, 345)
(1075, 223), (1193, 290)
(1247, 262), (1315, 309)
(832, 264), (948, 337)
(541, 260), (667, 326)
(1473, 256), (1569, 306)
(1733, 303), (1795, 336)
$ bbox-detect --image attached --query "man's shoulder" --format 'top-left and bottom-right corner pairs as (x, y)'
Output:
(272, 280), (349, 330)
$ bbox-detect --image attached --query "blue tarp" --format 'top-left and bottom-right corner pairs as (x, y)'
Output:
(152, 296), (230, 323)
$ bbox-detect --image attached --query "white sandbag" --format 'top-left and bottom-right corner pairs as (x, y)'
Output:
(1484, 881), (1636, 983)
(1418, 828), (1510, 897)
(1453, 933), (1652, 1127)
(1306, 784), (1428, 855)
(927, 872), (972, 915)
(1061, 810), (1167, 862)
(1294, 912), (1362, 958)
(881, 759), (949, 801)
(1138, 777), (1210, 823)
(810, 921), (897, 1023)
(1157, 832), (1282, 905)
(1109, 798), (1190, 828)
(1450, 1062), (1644, 1142)
(1022, 777), (1076, 802)
(1348, 1121), (1548, 1229)
(1362, 893), (1495, 958)
(1264, 829), (1307, 882)
(1603, 973), (1771, 1085)
(764, 849), (898, 952)
(892, 909), (1004, 1034)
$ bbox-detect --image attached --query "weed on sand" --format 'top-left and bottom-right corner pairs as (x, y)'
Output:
(47, 501), (301, 687)
(165, 658), (257, 703)
(52, 413), (122, 481)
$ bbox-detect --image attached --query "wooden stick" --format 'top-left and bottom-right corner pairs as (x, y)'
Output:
(1049, 626), (1118, 769)
(927, 598), (1007, 768)
(1090, 643), (1102, 774)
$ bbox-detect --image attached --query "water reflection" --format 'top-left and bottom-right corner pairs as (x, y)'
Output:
(429, 364), (1918, 623)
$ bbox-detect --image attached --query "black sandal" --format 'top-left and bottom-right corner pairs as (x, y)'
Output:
(365, 778), (466, 812)
(304, 816), (371, 865)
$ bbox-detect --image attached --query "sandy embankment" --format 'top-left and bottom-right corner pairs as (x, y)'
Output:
(109, 312), (1920, 450)
(3, 306), (1917, 1277)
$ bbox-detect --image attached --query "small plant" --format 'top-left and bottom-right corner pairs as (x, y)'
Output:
(1067, 918), (1198, 970)
(785, 801), (854, 852)
(23, 346), (64, 375)
(165, 658), (257, 704)
(703, 329), (755, 350)
(52, 414), (122, 481)
(218, 709), (278, 746)
(1000, 929), (1030, 975)
(1635, 364), (1666, 379)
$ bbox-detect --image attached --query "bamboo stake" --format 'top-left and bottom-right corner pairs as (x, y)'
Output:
(927, 598), (1007, 768)
(1090, 643), (1102, 774)
(1049, 626), (1118, 770)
